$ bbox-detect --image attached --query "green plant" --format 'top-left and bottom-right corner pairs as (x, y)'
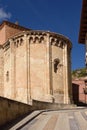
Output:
(72, 68), (87, 78)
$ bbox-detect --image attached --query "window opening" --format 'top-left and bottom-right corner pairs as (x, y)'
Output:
(54, 59), (60, 73)
(6, 71), (9, 82)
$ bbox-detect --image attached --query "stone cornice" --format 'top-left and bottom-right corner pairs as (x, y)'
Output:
(3, 41), (10, 51)
(2, 30), (72, 49)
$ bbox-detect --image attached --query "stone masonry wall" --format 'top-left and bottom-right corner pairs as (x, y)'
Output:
(52, 44), (63, 103)
(5, 24), (23, 41)
(0, 96), (34, 126)
(0, 46), (4, 96)
(3, 43), (12, 98)
(1, 31), (72, 104)
(0, 23), (29, 45)
(15, 37), (28, 103)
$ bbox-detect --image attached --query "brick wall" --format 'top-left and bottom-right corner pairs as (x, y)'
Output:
(72, 79), (87, 105)
(0, 23), (28, 45)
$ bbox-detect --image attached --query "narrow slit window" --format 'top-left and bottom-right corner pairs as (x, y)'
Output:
(6, 71), (9, 82)
(54, 59), (60, 73)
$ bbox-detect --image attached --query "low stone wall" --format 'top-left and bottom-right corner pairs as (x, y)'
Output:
(33, 100), (75, 110)
(0, 97), (34, 126)
(0, 97), (76, 127)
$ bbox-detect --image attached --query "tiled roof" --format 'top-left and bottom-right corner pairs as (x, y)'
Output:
(0, 20), (31, 31)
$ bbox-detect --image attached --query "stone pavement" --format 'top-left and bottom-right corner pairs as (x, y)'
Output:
(9, 108), (87, 130)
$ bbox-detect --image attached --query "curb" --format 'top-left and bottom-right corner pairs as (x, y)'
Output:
(9, 107), (87, 130)
(9, 110), (43, 130)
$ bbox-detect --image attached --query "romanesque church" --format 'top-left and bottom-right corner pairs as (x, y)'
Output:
(0, 21), (72, 104)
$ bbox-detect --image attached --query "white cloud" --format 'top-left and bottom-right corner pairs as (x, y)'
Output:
(0, 8), (11, 21)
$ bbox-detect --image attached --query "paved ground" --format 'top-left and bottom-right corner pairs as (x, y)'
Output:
(14, 108), (87, 130)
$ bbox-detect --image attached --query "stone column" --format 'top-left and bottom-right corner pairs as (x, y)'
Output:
(0, 46), (4, 96)
(25, 34), (31, 104)
(10, 39), (16, 99)
(68, 48), (73, 103)
(45, 33), (52, 102)
(63, 44), (70, 104)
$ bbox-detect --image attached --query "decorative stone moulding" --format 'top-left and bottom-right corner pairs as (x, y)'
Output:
(14, 38), (24, 47)
(3, 41), (10, 52)
(1, 31), (72, 50)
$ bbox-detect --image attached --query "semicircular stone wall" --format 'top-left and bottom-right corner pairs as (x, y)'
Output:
(0, 31), (72, 104)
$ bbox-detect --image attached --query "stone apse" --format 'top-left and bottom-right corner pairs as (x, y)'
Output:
(0, 21), (72, 104)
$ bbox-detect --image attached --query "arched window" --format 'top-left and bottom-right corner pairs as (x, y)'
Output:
(20, 38), (23, 45)
(54, 58), (60, 73)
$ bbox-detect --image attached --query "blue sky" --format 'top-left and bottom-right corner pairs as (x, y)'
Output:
(0, 0), (84, 70)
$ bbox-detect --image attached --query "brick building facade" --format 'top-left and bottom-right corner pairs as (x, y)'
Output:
(72, 78), (87, 104)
